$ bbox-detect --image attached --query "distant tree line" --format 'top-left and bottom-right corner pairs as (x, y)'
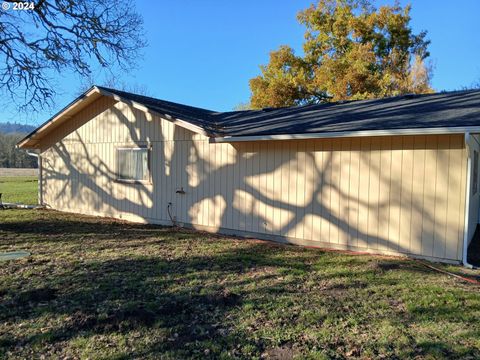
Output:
(0, 132), (37, 168)
(0, 122), (35, 134)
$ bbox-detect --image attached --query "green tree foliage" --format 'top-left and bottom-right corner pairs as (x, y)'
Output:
(0, 132), (37, 168)
(249, 0), (433, 108)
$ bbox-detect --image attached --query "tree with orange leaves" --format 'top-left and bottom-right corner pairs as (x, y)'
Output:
(249, 0), (433, 109)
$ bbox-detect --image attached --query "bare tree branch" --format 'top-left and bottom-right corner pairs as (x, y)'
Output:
(0, 0), (146, 112)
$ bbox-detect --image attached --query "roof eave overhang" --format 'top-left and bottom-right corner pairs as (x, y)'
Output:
(17, 86), (212, 149)
(17, 87), (103, 149)
(95, 87), (212, 138)
(210, 126), (480, 143)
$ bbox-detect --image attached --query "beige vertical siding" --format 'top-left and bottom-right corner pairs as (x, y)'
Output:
(39, 97), (468, 262)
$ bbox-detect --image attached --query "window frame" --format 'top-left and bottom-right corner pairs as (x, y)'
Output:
(115, 145), (152, 184)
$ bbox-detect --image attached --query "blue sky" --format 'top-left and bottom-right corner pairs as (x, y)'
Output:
(6, 0), (480, 125)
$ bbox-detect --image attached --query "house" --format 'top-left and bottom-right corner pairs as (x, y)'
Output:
(18, 86), (480, 265)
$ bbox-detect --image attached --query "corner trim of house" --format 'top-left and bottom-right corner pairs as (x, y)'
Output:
(463, 132), (475, 269)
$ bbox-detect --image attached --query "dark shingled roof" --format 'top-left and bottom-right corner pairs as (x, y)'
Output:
(97, 86), (218, 133)
(101, 87), (480, 138)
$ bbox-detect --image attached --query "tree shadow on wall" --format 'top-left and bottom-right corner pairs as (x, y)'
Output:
(42, 100), (465, 265)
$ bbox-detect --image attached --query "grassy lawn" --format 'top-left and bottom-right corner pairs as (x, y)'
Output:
(0, 209), (479, 359)
(0, 176), (37, 205)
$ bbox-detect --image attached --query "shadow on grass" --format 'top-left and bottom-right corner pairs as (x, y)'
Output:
(1, 210), (479, 358)
(0, 216), (163, 237)
(468, 225), (480, 267)
(1, 248), (302, 357)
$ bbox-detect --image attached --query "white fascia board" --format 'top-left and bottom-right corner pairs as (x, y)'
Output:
(211, 126), (480, 143)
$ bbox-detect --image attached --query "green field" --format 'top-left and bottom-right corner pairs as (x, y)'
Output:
(0, 176), (37, 205)
(1, 209), (479, 359)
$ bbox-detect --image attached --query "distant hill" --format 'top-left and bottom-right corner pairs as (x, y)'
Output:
(0, 122), (36, 134)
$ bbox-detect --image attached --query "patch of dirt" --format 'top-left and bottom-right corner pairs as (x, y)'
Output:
(246, 266), (278, 279)
(65, 307), (159, 333)
(322, 281), (367, 299)
(262, 345), (299, 359)
(59, 289), (241, 336)
(368, 260), (401, 272)
(110, 308), (158, 327)
(389, 298), (407, 313)
(65, 312), (98, 332)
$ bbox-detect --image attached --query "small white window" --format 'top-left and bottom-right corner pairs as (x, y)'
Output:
(117, 147), (150, 182)
(473, 150), (478, 195)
